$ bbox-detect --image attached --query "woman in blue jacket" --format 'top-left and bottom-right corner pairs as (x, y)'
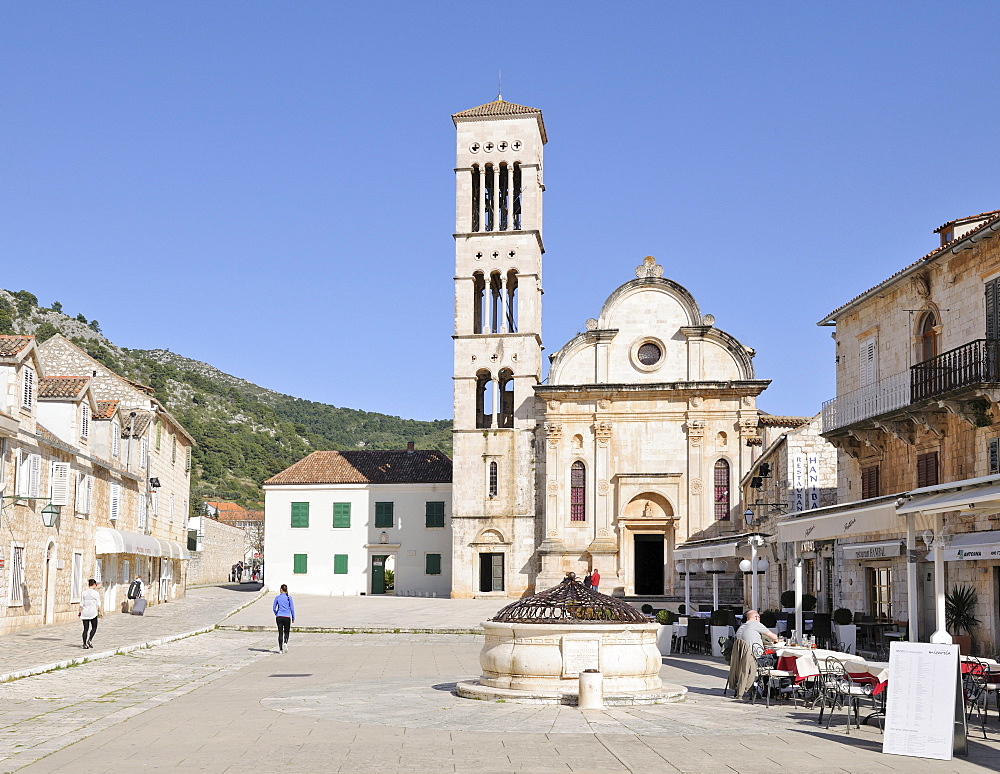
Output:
(273, 584), (295, 653)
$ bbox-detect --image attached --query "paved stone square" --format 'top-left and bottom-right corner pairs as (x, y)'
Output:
(0, 591), (998, 773)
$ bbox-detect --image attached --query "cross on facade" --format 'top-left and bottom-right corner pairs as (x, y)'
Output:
(498, 141), (508, 151)
(470, 142), (480, 152)
(512, 140), (522, 150)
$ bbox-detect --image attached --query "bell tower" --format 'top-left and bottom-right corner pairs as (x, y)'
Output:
(450, 97), (546, 598)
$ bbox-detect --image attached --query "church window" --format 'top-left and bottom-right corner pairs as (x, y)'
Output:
(570, 461), (586, 521)
(637, 342), (661, 366)
(488, 461), (498, 497)
(714, 459), (730, 520)
(471, 164), (481, 232)
(498, 163), (509, 231)
(476, 370), (494, 428)
(484, 164), (495, 232)
(473, 272), (486, 333)
(490, 272), (502, 333)
(512, 162), (522, 230)
(505, 270), (518, 333)
(498, 369), (514, 428)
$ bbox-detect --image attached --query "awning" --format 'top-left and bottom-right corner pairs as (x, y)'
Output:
(927, 530), (1000, 562)
(777, 498), (900, 543)
(841, 540), (903, 561)
(95, 527), (161, 557)
(674, 540), (742, 561)
(155, 538), (190, 561)
(897, 483), (1000, 516)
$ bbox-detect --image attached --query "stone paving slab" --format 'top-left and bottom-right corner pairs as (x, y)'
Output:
(2, 630), (999, 773)
(0, 584), (263, 683)
(220, 591), (505, 633)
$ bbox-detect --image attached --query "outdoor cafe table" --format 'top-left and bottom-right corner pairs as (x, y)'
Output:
(774, 647), (862, 683)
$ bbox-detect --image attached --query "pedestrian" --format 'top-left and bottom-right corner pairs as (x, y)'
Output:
(589, 568), (601, 591)
(230, 564), (237, 583)
(79, 578), (102, 649)
(127, 573), (143, 611)
(583, 571), (592, 588)
(273, 583), (295, 653)
(236, 560), (244, 583)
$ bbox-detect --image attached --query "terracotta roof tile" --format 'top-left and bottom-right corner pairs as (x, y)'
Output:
(265, 450), (453, 486)
(453, 98), (542, 119)
(92, 400), (119, 419)
(934, 209), (1000, 233)
(0, 336), (33, 357)
(34, 423), (61, 444)
(207, 501), (248, 512)
(38, 375), (90, 399)
(820, 212), (1000, 323)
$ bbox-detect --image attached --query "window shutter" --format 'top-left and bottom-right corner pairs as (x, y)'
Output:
(991, 438), (1000, 475)
(110, 482), (120, 521)
(22, 367), (34, 408)
(375, 502), (394, 528)
(333, 502), (351, 529)
(15, 449), (29, 496)
(71, 553), (83, 601)
(425, 501), (445, 528)
(169, 493), (175, 522)
(138, 491), (147, 529)
(140, 437), (147, 468)
(86, 475), (93, 514)
(185, 446), (191, 472)
(81, 403), (90, 439)
(987, 278), (1000, 341)
(333, 554), (348, 574)
(859, 337), (877, 387)
(50, 462), (70, 506)
(425, 553), (442, 575)
(291, 502), (309, 528)
(917, 452), (939, 488)
(112, 422), (120, 458)
(28, 454), (41, 497)
(293, 554), (308, 574)
(861, 465), (880, 499)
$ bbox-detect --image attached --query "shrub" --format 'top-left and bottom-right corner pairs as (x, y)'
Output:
(678, 603), (686, 614)
(710, 609), (730, 626)
(759, 609), (779, 628)
(833, 608), (853, 625)
(640, 604), (653, 614)
(779, 590), (795, 608)
(655, 609), (675, 625)
(802, 593), (818, 611)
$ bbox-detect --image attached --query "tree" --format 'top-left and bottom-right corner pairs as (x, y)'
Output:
(51, 301), (63, 313)
(75, 313), (87, 323)
(35, 322), (58, 342)
(88, 319), (102, 334)
(243, 518), (265, 566)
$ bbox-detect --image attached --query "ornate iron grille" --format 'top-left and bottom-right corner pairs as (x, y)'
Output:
(910, 339), (1000, 402)
(489, 573), (648, 624)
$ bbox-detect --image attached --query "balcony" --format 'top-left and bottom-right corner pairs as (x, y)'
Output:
(822, 339), (1000, 433)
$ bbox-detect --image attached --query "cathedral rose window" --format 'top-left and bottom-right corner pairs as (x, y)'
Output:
(637, 342), (661, 366)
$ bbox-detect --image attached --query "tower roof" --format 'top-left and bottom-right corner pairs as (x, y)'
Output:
(452, 98), (547, 143)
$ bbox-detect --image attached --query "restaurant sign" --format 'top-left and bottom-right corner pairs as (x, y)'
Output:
(842, 541), (902, 561)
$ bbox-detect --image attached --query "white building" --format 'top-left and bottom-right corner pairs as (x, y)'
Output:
(263, 445), (452, 596)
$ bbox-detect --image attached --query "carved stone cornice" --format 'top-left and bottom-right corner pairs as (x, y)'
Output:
(545, 422), (562, 447)
(902, 410), (948, 439)
(594, 421), (613, 446)
(872, 418), (916, 446)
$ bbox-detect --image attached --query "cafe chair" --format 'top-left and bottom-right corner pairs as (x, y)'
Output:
(726, 638), (757, 699)
(685, 618), (709, 655)
(811, 613), (833, 649)
(963, 660), (990, 740)
(823, 658), (880, 734)
(751, 652), (795, 708)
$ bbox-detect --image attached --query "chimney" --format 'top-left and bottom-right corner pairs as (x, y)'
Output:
(406, 441), (415, 454)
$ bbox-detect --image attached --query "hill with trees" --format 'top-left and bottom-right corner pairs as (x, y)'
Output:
(0, 288), (452, 507)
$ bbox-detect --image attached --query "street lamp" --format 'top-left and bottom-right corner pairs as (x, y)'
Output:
(922, 523), (954, 644)
(705, 559), (728, 610)
(675, 560), (699, 614)
(40, 503), (61, 528)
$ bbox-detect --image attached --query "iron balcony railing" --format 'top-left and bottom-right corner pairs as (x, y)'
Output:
(821, 371), (909, 432)
(822, 339), (1000, 433)
(910, 339), (1000, 402)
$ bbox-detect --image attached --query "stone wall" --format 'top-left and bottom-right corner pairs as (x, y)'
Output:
(187, 517), (245, 586)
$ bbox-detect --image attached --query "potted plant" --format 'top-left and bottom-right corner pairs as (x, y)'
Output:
(760, 609), (780, 637)
(710, 609), (732, 657)
(655, 609), (677, 655)
(946, 584), (981, 655)
(833, 608), (856, 654)
(780, 590), (795, 611)
(802, 593), (817, 611)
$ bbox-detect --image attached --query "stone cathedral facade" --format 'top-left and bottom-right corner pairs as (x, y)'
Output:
(450, 98), (769, 598)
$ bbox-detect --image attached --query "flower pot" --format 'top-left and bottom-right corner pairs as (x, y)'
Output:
(656, 625), (673, 656)
(833, 624), (856, 655)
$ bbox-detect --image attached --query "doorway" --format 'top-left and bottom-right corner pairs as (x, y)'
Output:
(634, 534), (664, 595)
(371, 555), (388, 595)
(479, 553), (504, 592)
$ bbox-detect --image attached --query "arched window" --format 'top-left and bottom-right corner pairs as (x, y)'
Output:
(505, 269), (518, 333)
(484, 164), (495, 232)
(498, 369), (514, 428)
(570, 461), (586, 522)
(512, 162), (522, 230)
(472, 272), (486, 334)
(716, 431), (727, 449)
(470, 164), (480, 232)
(488, 461), (498, 498)
(476, 371), (493, 429)
(919, 311), (938, 362)
(498, 162), (509, 231)
(714, 459), (730, 521)
(490, 272), (502, 333)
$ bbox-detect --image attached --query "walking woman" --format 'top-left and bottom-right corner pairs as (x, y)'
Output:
(79, 578), (102, 649)
(273, 584), (295, 653)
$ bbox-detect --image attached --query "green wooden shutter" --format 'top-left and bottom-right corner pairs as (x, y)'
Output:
(291, 502), (310, 528)
(293, 554), (308, 574)
(425, 501), (445, 528)
(333, 554), (348, 574)
(425, 553), (441, 575)
(374, 502), (393, 528)
(333, 502), (351, 528)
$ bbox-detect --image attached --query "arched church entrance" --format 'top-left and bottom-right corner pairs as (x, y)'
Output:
(619, 494), (675, 596)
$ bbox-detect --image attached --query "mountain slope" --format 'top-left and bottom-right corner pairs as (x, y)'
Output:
(0, 289), (452, 506)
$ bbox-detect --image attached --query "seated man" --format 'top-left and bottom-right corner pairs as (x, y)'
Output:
(736, 610), (779, 650)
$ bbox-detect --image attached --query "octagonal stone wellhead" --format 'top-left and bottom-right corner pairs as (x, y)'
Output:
(455, 573), (686, 706)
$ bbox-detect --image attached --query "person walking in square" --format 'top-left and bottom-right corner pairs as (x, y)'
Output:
(589, 568), (600, 591)
(79, 579), (102, 649)
(127, 574), (143, 611)
(273, 584), (295, 653)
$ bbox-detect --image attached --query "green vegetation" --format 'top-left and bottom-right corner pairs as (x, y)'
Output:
(0, 288), (453, 507)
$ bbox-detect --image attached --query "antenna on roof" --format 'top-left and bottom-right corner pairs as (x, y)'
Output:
(497, 69), (503, 101)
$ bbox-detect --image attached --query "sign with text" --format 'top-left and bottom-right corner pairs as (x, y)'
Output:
(883, 642), (961, 760)
(842, 541), (902, 561)
(561, 637), (600, 678)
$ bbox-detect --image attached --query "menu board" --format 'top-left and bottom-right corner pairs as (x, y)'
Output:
(882, 643), (961, 760)
(561, 637), (600, 678)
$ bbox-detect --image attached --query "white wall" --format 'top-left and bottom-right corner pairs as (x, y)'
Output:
(264, 482), (452, 597)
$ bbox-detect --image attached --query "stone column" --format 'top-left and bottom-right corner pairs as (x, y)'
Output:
(498, 275), (508, 333)
(686, 408), (706, 540)
(536, 416), (565, 589)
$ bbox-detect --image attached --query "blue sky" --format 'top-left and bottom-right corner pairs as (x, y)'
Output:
(5, 2), (1000, 421)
